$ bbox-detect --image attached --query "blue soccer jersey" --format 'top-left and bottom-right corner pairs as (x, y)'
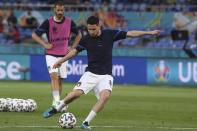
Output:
(76, 29), (127, 75)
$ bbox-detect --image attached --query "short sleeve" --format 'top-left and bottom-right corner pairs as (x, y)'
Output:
(111, 30), (127, 41)
(71, 20), (79, 35)
(76, 38), (86, 52)
(34, 19), (49, 36)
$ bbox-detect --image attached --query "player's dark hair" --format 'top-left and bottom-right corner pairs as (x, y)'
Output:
(54, 1), (65, 8)
(87, 16), (99, 25)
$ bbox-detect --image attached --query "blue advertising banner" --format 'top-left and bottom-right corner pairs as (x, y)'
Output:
(30, 55), (147, 84)
(112, 57), (147, 84)
(30, 55), (50, 81)
(0, 55), (30, 80)
(147, 59), (197, 86)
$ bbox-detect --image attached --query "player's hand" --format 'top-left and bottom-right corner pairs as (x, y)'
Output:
(67, 47), (73, 53)
(44, 43), (53, 50)
(151, 30), (163, 36)
(53, 61), (62, 69)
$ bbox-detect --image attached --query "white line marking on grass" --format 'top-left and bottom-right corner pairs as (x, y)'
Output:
(156, 127), (197, 130)
(0, 126), (58, 128)
(0, 125), (197, 130)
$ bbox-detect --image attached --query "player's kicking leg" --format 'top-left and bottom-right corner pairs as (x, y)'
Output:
(80, 89), (111, 130)
(43, 89), (83, 118)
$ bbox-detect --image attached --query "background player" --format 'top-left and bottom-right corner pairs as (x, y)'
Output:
(32, 1), (82, 106)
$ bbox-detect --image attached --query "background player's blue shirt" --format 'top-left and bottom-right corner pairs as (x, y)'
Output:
(76, 29), (127, 75)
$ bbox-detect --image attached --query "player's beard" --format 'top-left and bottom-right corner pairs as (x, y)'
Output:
(56, 14), (63, 20)
(91, 31), (99, 37)
(91, 32), (97, 37)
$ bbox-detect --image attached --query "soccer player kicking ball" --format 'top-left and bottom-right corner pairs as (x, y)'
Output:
(43, 16), (162, 130)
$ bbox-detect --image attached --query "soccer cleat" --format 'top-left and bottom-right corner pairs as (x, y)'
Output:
(80, 122), (91, 130)
(43, 107), (57, 118)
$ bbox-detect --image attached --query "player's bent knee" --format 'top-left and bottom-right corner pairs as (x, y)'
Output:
(100, 90), (111, 101)
(103, 95), (109, 102)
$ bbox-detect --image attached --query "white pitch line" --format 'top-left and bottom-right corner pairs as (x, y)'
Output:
(0, 125), (197, 130)
(155, 127), (197, 130)
(0, 126), (58, 128)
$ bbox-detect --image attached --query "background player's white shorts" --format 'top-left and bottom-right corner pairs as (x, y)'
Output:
(74, 71), (114, 99)
(46, 55), (68, 78)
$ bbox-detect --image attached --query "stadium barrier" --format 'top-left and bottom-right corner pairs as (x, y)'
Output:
(0, 45), (193, 58)
(0, 54), (197, 86)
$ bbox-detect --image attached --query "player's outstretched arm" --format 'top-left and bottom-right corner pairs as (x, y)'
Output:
(126, 30), (162, 37)
(53, 49), (78, 69)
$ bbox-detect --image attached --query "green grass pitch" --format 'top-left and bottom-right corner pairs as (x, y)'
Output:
(0, 81), (197, 131)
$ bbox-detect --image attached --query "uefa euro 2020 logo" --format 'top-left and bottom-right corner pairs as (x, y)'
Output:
(154, 60), (170, 82)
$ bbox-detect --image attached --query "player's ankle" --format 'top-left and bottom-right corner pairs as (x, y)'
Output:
(55, 100), (66, 112)
(83, 121), (89, 126)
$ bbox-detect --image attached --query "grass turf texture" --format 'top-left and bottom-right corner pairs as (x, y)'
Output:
(0, 81), (197, 131)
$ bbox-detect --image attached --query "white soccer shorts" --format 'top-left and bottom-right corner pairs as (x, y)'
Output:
(46, 55), (68, 78)
(74, 71), (114, 99)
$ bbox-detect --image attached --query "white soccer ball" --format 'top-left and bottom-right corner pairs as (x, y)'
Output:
(0, 98), (7, 111)
(59, 112), (77, 129)
(26, 99), (37, 112)
(7, 101), (17, 112)
(13, 100), (23, 112)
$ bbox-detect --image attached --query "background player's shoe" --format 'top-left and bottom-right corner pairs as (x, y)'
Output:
(80, 122), (91, 130)
(52, 100), (58, 107)
(43, 107), (57, 118)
